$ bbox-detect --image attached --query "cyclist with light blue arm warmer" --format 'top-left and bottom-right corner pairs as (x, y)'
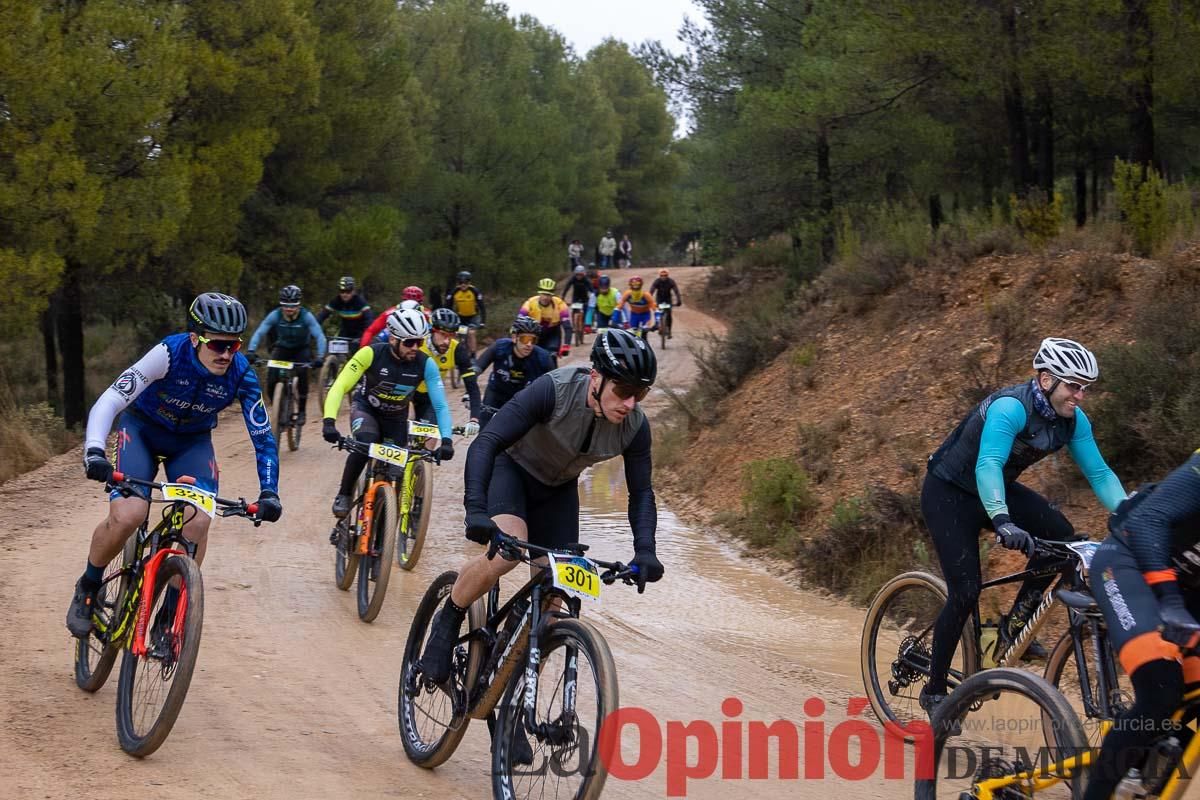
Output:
(247, 284), (326, 426)
(917, 337), (1127, 717)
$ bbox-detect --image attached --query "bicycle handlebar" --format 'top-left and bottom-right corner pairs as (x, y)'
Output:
(106, 471), (262, 523)
(486, 531), (641, 586)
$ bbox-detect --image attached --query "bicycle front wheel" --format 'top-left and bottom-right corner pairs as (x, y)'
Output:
(270, 380), (286, 443)
(357, 482), (397, 622)
(861, 570), (979, 737)
(115, 554), (204, 757)
(75, 533), (135, 692)
(397, 460), (433, 571)
(398, 570), (472, 768)
(286, 382), (301, 452)
(493, 618), (618, 800)
(915, 668), (1090, 800)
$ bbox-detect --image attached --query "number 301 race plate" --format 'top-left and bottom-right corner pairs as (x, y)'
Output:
(549, 554), (602, 603)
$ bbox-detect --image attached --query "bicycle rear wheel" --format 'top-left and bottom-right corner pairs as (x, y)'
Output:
(493, 618), (618, 800)
(115, 554), (204, 757)
(861, 570), (979, 738)
(397, 460), (433, 571)
(398, 570), (472, 768)
(658, 315), (668, 349)
(75, 533), (136, 692)
(1044, 628), (1129, 751)
(357, 482), (397, 622)
(914, 668), (1090, 800)
(318, 357), (338, 411)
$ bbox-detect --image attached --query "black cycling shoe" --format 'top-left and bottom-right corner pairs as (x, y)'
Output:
(66, 578), (99, 639)
(918, 685), (948, 717)
(296, 410), (307, 426)
(331, 494), (352, 519)
(419, 602), (466, 685)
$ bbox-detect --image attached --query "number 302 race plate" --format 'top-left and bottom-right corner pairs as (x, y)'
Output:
(369, 442), (408, 467)
(549, 554), (602, 603)
(162, 484), (216, 518)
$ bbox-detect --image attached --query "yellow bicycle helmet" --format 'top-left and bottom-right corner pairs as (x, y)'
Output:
(537, 277), (556, 294)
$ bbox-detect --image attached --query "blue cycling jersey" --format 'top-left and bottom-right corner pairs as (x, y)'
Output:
(86, 333), (279, 493)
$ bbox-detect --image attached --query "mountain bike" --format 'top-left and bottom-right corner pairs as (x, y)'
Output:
(656, 304), (672, 349)
(451, 322), (484, 387)
(398, 533), (641, 800)
(570, 302), (585, 346)
(263, 358), (314, 452)
(73, 473), (260, 756)
(329, 421), (468, 621)
(861, 536), (1128, 741)
(914, 665), (1200, 800)
(318, 336), (357, 412)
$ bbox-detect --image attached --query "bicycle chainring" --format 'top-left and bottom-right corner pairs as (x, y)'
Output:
(891, 636), (927, 690)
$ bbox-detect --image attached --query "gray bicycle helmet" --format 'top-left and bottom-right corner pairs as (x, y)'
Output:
(456, 270), (472, 283)
(591, 328), (657, 386)
(431, 307), (460, 332)
(338, 276), (355, 291)
(279, 284), (302, 305)
(511, 316), (540, 336)
(188, 292), (247, 335)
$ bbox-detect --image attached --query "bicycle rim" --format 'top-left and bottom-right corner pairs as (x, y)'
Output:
(397, 460), (432, 570)
(1044, 629), (1129, 752)
(357, 482), (397, 622)
(334, 473), (364, 590)
(115, 554), (204, 757)
(75, 534), (135, 692)
(493, 618), (618, 800)
(270, 381), (286, 443)
(915, 668), (1089, 800)
(861, 571), (977, 737)
(398, 570), (471, 768)
(287, 386), (301, 451)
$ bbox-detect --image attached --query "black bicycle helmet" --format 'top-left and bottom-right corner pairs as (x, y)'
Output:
(456, 270), (471, 283)
(338, 275), (355, 291)
(591, 328), (657, 386)
(279, 284), (302, 305)
(431, 307), (460, 332)
(511, 316), (540, 336)
(188, 292), (247, 335)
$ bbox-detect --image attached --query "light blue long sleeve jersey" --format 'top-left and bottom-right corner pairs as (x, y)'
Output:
(248, 307), (327, 357)
(975, 397), (1126, 519)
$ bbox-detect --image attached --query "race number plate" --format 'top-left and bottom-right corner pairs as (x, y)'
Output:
(409, 421), (441, 440)
(1066, 540), (1100, 575)
(659, 303), (671, 310)
(549, 554), (601, 603)
(571, 303), (584, 311)
(328, 339), (350, 354)
(267, 360), (294, 370)
(162, 483), (216, 518)
(369, 442), (408, 467)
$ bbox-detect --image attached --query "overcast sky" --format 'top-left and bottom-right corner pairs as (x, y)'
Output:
(500, 0), (704, 56)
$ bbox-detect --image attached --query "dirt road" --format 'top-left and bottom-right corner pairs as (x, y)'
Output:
(0, 268), (916, 799)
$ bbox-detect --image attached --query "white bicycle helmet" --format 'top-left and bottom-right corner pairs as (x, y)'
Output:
(386, 307), (430, 339)
(1033, 337), (1099, 383)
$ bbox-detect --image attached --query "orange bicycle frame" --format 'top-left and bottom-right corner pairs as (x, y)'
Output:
(356, 477), (392, 555)
(131, 547), (189, 657)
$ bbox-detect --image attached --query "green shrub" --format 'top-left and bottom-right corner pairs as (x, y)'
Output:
(1113, 158), (1169, 256)
(731, 458), (816, 554)
(797, 484), (930, 604)
(1010, 191), (1064, 246)
(1075, 253), (1122, 296)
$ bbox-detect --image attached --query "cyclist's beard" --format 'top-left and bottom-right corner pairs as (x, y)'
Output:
(390, 342), (416, 361)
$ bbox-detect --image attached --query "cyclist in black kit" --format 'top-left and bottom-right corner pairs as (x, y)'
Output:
(1083, 451), (1200, 800)
(473, 316), (556, 430)
(317, 276), (374, 340)
(418, 327), (666, 689)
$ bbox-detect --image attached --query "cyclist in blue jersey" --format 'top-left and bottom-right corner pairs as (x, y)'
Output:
(918, 337), (1127, 716)
(472, 316), (555, 430)
(247, 284), (326, 426)
(68, 293), (282, 638)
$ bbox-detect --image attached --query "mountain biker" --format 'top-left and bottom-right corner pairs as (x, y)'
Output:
(594, 275), (622, 329)
(417, 328), (665, 689)
(518, 277), (572, 362)
(247, 285), (327, 426)
(616, 275), (658, 333)
(317, 276), (374, 341)
(473, 316), (555, 430)
(322, 307), (454, 519)
(413, 307), (481, 434)
(919, 337), (1127, 716)
(563, 265), (592, 340)
(68, 293), (283, 637)
(649, 269), (682, 338)
(1082, 451), (1200, 800)
(449, 271), (485, 353)
(358, 286), (431, 346)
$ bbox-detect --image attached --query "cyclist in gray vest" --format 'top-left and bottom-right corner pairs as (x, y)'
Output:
(919, 337), (1127, 717)
(418, 328), (665, 692)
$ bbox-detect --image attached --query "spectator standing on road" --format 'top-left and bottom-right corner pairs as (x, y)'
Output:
(599, 230), (617, 268)
(617, 234), (632, 268)
(568, 239), (584, 268)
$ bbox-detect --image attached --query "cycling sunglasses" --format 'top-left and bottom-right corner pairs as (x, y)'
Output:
(395, 337), (424, 348)
(514, 334), (538, 346)
(197, 335), (242, 354)
(610, 381), (650, 402)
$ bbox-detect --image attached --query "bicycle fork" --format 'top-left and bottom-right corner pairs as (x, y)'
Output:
(356, 479), (388, 556)
(520, 586), (581, 746)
